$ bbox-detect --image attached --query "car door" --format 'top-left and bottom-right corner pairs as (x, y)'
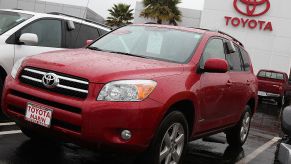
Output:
(13, 18), (64, 63)
(225, 44), (249, 122)
(198, 38), (232, 131)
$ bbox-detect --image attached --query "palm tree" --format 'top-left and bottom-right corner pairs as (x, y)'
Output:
(140, 0), (182, 25)
(106, 3), (134, 27)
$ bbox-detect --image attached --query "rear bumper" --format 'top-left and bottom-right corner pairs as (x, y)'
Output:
(258, 91), (282, 98)
(2, 76), (164, 152)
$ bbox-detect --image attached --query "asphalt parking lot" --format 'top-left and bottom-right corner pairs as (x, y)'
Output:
(0, 100), (286, 164)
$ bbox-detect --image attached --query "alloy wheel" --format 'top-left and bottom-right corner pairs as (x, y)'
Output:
(240, 112), (251, 142)
(159, 123), (185, 164)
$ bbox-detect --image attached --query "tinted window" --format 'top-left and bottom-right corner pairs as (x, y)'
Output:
(258, 71), (284, 80)
(21, 19), (62, 47)
(226, 46), (243, 71)
(200, 38), (225, 68)
(240, 48), (251, 71)
(99, 28), (109, 35)
(90, 25), (202, 63)
(65, 23), (100, 48)
(0, 11), (32, 35)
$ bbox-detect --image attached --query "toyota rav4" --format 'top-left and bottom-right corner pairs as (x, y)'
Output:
(2, 24), (258, 164)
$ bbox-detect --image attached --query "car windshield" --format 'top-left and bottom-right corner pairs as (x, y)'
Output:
(89, 25), (202, 63)
(258, 71), (284, 80)
(0, 10), (33, 35)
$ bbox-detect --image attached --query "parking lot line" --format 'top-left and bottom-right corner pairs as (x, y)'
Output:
(237, 137), (281, 164)
(0, 122), (16, 126)
(0, 130), (22, 136)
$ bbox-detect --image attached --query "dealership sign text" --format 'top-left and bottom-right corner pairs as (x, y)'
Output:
(225, 16), (273, 31)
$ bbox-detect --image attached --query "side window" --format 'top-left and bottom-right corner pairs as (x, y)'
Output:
(200, 38), (225, 68)
(65, 23), (100, 48)
(76, 24), (100, 48)
(20, 19), (62, 48)
(226, 45), (243, 71)
(99, 28), (109, 36)
(240, 48), (251, 71)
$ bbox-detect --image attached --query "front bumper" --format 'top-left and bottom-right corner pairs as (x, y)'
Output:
(2, 76), (164, 152)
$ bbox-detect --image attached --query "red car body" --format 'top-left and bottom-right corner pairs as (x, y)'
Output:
(2, 24), (258, 153)
(257, 69), (291, 105)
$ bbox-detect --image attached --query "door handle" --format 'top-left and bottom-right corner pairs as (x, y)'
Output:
(227, 80), (232, 86)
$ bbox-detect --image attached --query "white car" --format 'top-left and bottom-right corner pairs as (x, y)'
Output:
(0, 9), (111, 87)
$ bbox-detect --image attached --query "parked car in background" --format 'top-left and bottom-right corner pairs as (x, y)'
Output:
(0, 9), (111, 93)
(257, 69), (291, 106)
(2, 24), (257, 164)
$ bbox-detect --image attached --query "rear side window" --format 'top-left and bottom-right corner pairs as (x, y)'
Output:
(65, 23), (100, 48)
(200, 38), (225, 68)
(240, 48), (251, 71)
(226, 45), (243, 71)
(21, 19), (62, 48)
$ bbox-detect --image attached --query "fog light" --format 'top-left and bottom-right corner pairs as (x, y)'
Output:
(121, 130), (132, 141)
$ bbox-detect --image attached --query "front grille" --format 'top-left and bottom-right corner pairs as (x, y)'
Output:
(10, 90), (81, 114)
(19, 67), (89, 99)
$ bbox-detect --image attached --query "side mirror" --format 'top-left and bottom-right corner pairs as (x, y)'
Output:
(85, 40), (94, 46)
(225, 41), (236, 54)
(19, 33), (38, 46)
(204, 58), (228, 73)
(67, 20), (75, 31)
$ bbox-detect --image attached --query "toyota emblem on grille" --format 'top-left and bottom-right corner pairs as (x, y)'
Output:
(42, 73), (59, 88)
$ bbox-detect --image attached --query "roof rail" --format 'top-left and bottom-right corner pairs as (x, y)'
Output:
(188, 27), (244, 47)
(47, 12), (111, 29)
(145, 22), (158, 24)
(217, 30), (244, 47)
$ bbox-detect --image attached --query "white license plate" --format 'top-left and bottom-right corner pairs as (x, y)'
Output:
(258, 91), (267, 96)
(25, 102), (53, 128)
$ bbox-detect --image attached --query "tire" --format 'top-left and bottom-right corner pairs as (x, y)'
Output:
(140, 111), (189, 164)
(0, 77), (6, 118)
(226, 106), (252, 147)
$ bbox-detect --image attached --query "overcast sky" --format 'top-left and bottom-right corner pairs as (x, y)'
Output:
(43, 0), (205, 18)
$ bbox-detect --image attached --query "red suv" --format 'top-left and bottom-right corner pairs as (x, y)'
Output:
(257, 69), (291, 106)
(2, 24), (258, 164)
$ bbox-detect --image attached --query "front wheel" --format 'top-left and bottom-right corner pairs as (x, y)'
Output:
(140, 111), (189, 164)
(226, 106), (252, 147)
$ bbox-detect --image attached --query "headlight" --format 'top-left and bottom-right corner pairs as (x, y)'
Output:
(97, 80), (157, 101)
(11, 57), (26, 79)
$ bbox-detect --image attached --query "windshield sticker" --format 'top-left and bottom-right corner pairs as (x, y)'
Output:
(146, 33), (163, 54)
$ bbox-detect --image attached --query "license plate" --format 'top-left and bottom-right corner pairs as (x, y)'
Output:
(25, 102), (53, 128)
(258, 91), (267, 96)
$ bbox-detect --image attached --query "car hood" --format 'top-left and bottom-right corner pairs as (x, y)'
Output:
(23, 49), (184, 83)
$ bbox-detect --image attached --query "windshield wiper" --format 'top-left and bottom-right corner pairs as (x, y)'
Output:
(87, 47), (103, 51)
(107, 51), (150, 59)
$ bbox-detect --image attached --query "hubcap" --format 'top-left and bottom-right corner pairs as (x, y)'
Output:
(240, 112), (251, 142)
(159, 123), (185, 164)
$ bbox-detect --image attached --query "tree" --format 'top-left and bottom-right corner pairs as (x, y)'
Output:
(106, 3), (134, 27)
(140, 0), (182, 25)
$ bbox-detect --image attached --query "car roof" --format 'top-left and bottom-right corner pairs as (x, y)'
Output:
(0, 9), (111, 31)
(133, 24), (207, 34)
